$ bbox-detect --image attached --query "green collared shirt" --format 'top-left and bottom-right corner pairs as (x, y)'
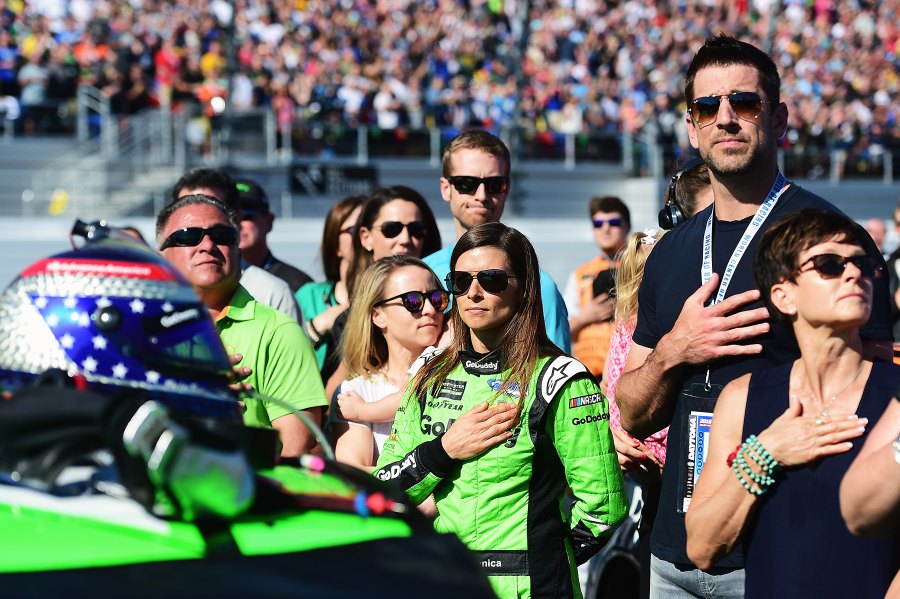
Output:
(217, 285), (326, 428)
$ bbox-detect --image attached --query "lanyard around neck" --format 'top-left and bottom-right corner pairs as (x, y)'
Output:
(702, 171), (789, 305)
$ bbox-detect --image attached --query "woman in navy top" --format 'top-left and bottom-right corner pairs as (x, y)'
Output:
(684, 209), (899, 598)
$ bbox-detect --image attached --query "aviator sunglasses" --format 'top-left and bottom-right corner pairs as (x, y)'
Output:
(377, 221), (428, 239)
(795, 253), (883, 279)
(446, 269), (517, 295)
(375, 289), (449, 313)
(446, 175), (510, 195)
(689, 92), (775, 128)
(159, 225), (238, 250)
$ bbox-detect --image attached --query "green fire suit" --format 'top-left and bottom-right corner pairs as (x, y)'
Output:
(374, 351), (627, 598)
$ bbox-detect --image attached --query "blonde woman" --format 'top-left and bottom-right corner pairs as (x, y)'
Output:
(603, 228), (668, 468)
(332, 256), (447, 469)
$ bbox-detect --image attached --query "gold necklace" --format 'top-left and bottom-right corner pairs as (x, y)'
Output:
(791, 362), (867, 420)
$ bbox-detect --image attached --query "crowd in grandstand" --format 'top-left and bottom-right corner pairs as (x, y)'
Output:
(1, 0), (898, 169)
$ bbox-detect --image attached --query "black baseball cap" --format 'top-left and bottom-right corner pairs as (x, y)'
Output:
(234, 179), (270, 214)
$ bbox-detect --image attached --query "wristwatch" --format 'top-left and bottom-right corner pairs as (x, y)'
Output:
(893, 435), (900, 465)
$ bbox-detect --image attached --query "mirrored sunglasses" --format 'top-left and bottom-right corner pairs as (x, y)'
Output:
(375, 289), (449, 313)
(689, 91), (774, 128)
(592, 217), (624, 229)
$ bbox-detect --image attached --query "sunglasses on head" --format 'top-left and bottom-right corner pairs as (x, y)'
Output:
(592, 217), (624, 229)
(160, 225), (238, 250)
(377, 221), (428, 239)
(446, 175), (510, 195)
(375, 289), (449, 313)
(446, 269), (517, 295)
(689, 92), (774, 128)
(796, 253), (883, 279)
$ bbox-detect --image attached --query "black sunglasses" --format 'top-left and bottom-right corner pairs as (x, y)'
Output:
(446, 175), (510, 195)
(375, 289), (449, 313)
(592, 217), (624, 229)
(160, 225), (238, 250)
(689, 92), (775, 128)
(378, 221), (428, 239)
(796, 253), (883, 279)
(340, 225), (358, 236)
(446, 269), (517, 295)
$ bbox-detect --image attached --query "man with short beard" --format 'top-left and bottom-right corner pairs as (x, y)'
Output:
(614, 34), (893, 599)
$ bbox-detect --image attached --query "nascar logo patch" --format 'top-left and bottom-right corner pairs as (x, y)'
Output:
(569, 393), (604, 409)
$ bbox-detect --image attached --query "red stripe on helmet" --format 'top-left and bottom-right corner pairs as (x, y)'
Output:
(21, 258), (180, 282)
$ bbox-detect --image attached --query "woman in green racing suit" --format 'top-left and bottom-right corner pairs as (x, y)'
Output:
(374, 222), (627, 598)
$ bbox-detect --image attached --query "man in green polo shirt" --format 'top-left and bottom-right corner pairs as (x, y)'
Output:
(157, 194), (326, 456)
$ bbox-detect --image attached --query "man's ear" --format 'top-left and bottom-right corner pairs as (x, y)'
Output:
(772, 102), (789, 140)
(263, 212), (275, 234)
(686, 112), (700, 150)
(439, 177), (452, 204)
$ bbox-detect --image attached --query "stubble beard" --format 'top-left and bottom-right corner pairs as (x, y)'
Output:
(703, 134), (773, 182)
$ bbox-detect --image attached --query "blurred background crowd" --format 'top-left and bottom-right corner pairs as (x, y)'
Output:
(1, 0), (898, 174)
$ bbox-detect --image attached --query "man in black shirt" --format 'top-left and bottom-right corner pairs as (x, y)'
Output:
(616, 34), (893, 598)
(235, 178), (312, 294)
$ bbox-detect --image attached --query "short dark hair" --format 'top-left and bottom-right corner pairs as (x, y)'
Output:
(442, 130), (511, 177)
(321, 195), (366, 282)
(754, 209), (869, 324)
(588, 196), (631, 227)
(684, 34), (781, 107)
(155, 194), (239, 247)
(171, 168), (240, 209)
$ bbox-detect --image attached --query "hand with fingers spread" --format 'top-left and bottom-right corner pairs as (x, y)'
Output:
(226, 353), (253, 393)
(440, 401), (519, 460)
(757, 396), (868, 468)
(660, 272), (771, 365)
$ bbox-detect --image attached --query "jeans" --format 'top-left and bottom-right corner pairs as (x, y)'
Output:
(649, 555), (744, 599)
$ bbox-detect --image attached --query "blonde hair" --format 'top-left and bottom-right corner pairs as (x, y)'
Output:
(613, 229), (665, 324)
(339, 256), (442, 379)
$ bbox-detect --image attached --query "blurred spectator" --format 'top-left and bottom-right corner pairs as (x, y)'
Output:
(864, 217), (888, 258)
(2, 0), (896, 167)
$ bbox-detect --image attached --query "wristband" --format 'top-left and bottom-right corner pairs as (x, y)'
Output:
(304, 319), (321, 344)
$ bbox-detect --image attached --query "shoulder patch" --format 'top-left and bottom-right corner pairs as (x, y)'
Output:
(538, 356), (589, 403)
(409, 345), (444, 376)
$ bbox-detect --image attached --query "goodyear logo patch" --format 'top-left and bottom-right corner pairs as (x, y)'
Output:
(436, 379), (466, 401)
(569, 393), (604, 409)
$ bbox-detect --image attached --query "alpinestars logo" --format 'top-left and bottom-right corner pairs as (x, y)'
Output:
(545, 362), (569, 396)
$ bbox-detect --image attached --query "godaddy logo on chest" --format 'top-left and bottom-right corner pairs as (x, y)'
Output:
(421, 414), (457, 436)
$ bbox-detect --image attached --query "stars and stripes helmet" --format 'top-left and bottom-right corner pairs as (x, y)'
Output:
(0, 223), (241, 423)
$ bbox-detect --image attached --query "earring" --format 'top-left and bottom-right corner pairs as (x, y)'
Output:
(788, 306), (797, 315)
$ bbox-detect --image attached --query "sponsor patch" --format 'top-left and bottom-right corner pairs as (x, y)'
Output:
(487, 378), (521, 399)
(569, 393), (604, 409)
(463, 358), (501, 374)
(436, 379), (466, 401)
(571, 413), (610, 426)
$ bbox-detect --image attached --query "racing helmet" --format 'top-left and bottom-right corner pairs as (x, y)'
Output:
(0, 221), (241, 423)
